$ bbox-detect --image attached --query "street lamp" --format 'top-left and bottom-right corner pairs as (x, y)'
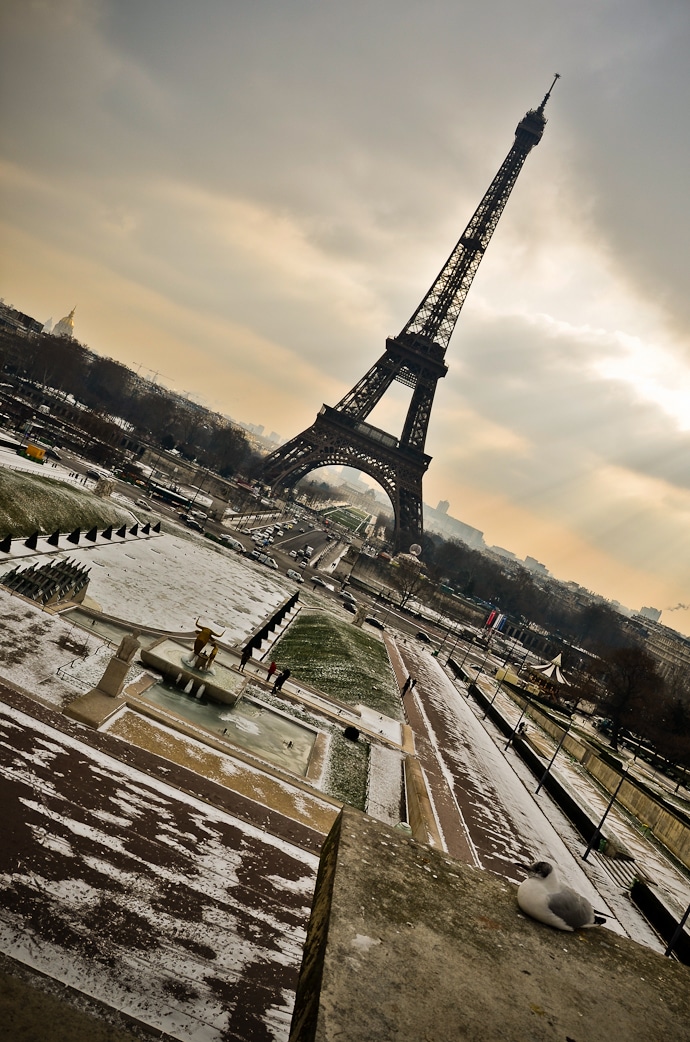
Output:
(504, 691), (534, 750)
(535, 716), (572, 794)
(582, 769), (628, 860)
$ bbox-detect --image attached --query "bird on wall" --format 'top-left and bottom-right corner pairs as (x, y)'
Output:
(517, 861), (607, 932)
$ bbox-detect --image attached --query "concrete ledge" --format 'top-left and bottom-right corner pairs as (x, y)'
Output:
(290, 807), (690, 1042)
(64, 689), (125, 728)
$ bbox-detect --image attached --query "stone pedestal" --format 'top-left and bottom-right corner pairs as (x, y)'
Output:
(93, 656), (131, 697)
(290, 807), (690, 1042)
(65, 634), (140, 729)
(64, 690), (125, 728)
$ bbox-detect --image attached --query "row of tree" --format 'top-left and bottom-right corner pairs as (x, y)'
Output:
(569, 645), (690, 780)
(355, 527), (690, 780)
(0, 329), (262, 478)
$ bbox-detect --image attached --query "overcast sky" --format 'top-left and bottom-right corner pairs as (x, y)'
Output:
(2, 0), (689, 633)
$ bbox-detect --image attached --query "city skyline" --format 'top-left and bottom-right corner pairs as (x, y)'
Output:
(1, 1), (689, 634)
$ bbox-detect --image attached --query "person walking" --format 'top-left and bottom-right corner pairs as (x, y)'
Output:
(401, 676), (412, 695)
(266, 660), (277, 682)
(239, 646), (252, 672)
(272, 668), (291, 693)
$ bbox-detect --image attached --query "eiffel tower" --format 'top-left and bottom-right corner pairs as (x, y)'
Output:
(262, 77), (559, 550)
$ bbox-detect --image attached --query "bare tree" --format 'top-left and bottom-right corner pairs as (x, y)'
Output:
(390, 554), (427, 609)
(596, 645), (661, 751)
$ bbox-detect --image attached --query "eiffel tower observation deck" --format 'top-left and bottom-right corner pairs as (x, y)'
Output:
(262, 77), (559, 550)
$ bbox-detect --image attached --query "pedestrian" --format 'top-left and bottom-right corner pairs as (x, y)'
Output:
(239, 646), (252, 672)
(401, 676), (412, 695)
(266, 660), (277, 682)
(409, 679), (417, 692)
(273, 668), (290, 692)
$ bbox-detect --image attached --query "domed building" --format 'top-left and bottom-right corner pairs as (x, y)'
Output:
(52, 306), (76, 338)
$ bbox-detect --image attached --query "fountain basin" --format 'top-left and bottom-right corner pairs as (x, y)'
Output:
(141, 637), (246, 705)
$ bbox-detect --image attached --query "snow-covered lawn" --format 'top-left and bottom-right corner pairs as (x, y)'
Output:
(0, 451), (134, 536)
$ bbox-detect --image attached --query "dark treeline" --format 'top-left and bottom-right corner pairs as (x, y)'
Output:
(0, 329), (261, 478)
(419, 529), (628, 652)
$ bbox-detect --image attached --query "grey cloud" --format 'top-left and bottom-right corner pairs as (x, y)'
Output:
(1, 0), (689, 626)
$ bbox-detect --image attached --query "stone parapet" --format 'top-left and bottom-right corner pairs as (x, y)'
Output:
(290, 807), (690, 1042)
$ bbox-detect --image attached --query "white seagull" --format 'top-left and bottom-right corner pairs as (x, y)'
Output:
(517, 861), (607, 932)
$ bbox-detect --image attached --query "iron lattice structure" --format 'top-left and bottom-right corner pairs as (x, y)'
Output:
(262, 78), (558, 550)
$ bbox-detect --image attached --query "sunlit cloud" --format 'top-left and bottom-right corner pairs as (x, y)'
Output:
(1, 0), (689, 632)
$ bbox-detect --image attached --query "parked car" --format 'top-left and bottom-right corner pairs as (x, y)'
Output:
(365, 616), (385, 630)
(289, 550), (298, 558)
(184, 517), (204, 532)
(343, 601), (357, 614)
(311, 577), (333, 590)
(135, 498), (151, 510)
(416, 631), (431, 643)
(250, 550), (278, 569)
(340, 590), (356, 603)
(286, 568), (304, 583)
(220, 535), (244, 552)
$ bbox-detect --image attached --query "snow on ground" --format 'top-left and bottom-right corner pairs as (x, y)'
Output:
(0, 589), (113, 706)
(479, 674), (690, 916)
(401, 642), (690, 951)
(410, 646), (690, 954)
(67, 529), (293, 639)
(0, 697), (319, 1042)
(0, 525), (295, 645)
(1, 446), (295, 639)
(366, 744), (404, 825)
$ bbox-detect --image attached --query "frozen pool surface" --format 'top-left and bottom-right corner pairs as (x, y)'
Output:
(143, 679), (317, 775)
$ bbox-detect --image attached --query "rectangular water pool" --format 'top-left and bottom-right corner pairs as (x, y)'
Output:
(142, 679), (317, 776)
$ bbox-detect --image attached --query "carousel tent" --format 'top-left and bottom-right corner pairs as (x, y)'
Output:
(528, 653), (570, 687)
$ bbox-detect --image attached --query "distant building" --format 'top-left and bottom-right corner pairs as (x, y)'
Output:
(0, 300), (44, 338)
(524, 555), (549, 577)
(627, 616), (690, 681)
(489, 546), (518, 561)
(424, 501), (485, 548)
(638, 606), (662, 623)
(52, 307), (76, 339)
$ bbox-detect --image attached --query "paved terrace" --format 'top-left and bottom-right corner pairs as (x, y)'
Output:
(386, 633), (690, 956)
(1, 589), (689, 1038)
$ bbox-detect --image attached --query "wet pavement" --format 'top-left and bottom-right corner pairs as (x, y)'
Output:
(0, 682), (321, 1042)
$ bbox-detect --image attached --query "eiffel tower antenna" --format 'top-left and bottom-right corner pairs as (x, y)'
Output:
(262, 79), (558, 550)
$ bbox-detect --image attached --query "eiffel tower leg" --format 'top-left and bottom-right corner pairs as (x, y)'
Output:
(396, 484), (423, 552)
(262, 410), (426, 552)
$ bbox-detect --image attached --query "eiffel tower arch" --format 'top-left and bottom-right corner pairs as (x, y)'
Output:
(262, 78), (558, 550)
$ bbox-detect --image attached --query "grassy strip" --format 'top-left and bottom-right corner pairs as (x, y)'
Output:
(0, 469), (133, 538)
(250, 684), (370, 810)
(322, 505), (370, 531)
(271, 611), (402, 720)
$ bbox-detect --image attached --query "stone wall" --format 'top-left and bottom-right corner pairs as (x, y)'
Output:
(289, 807), (690, 1042)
